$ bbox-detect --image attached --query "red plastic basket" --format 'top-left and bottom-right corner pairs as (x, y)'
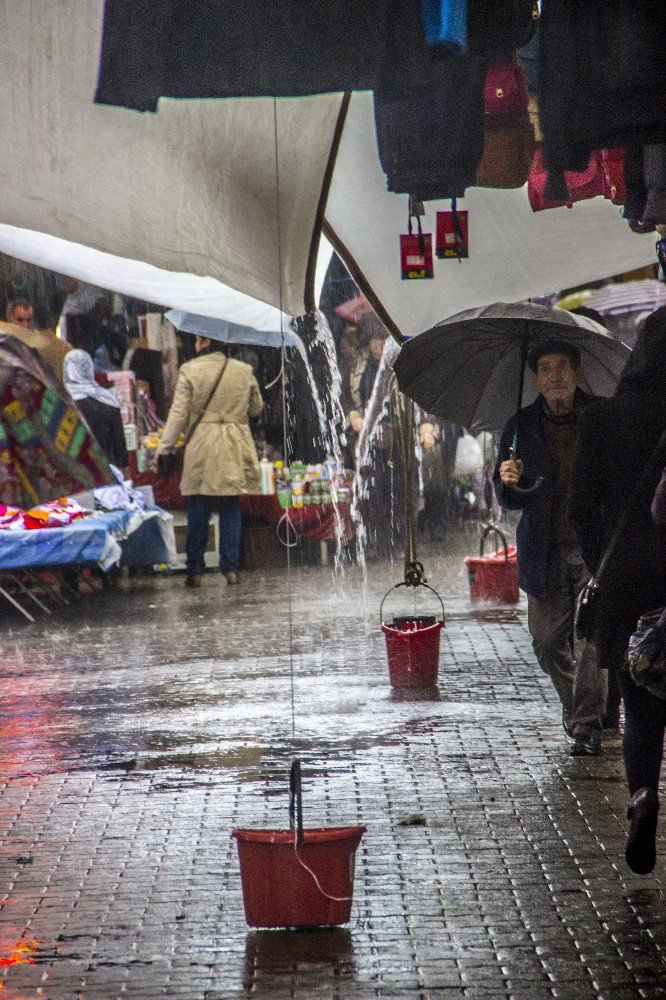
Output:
(465, 525), (519, 604)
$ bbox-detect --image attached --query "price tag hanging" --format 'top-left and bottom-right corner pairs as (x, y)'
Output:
(436, 197), (469, 259)
(400, 200), (434, 280)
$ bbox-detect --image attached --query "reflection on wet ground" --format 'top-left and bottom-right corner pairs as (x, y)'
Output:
(0, 532), (664, 996)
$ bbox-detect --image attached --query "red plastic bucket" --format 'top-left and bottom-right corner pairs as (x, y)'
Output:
(233, 825), (366, 928)
(465, 526), (519, 604)
(381, 618), (443, 686)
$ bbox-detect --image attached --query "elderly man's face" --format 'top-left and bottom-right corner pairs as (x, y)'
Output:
(532, 353), (580, 414)
(10, 304), (34, 328)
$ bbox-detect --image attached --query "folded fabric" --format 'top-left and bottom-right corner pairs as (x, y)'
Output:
(0, 498), (87, 530)
(94, 482), (147, 513)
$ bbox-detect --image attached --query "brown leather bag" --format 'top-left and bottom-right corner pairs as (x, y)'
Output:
(475, 116), (535, 188)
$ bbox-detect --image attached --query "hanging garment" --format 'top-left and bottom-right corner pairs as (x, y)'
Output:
(538, 0), (666, 181)
(624, 144), (666, 230)
(97, 0), (395, 109)
(421, 0), (467, 51)
(466, 0), (538, 58)
(374, 54), (486, 200)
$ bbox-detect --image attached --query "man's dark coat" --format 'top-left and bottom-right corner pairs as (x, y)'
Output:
(493, 390), (597, 598)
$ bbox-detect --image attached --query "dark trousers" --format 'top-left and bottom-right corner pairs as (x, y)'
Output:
(186, 495), (241, 575)
(527, 543), (606, 737)
(599, 619), (665, 795)
(621, 674), (666, 793)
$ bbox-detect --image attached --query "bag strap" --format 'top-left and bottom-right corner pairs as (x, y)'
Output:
(183, 353), (230, 447)
(595, 426), (666, 586)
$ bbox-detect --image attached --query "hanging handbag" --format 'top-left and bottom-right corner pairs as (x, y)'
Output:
(157, 354), (230, 478)
(575, 428), (666, 641)
(528, 147), (605, 212)
(626, 606), (666, 698)
(475, 59), (535, 190)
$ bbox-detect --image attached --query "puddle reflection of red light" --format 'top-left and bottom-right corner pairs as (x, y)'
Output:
(0, 938), (40, 967)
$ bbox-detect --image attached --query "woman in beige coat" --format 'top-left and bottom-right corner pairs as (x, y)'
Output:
(158, 336), (263, 587)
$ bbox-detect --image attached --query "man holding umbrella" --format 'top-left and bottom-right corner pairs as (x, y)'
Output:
(494, 340), (608, 756)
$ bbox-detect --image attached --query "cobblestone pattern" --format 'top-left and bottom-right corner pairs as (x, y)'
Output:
(0, 551), (664, 999)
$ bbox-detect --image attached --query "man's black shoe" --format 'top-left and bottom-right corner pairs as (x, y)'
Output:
(626, 787), (659, 875)
(570, 734), (602, 756)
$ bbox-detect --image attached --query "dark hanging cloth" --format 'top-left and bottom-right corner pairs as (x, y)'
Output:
(374, 54), (486, 199)
(76, 397), (129, 470)
(127, 347), (166, 420)
(538, 0), (666, 180)
(96, 0), (393, 110)
(466, 0), (537, 59)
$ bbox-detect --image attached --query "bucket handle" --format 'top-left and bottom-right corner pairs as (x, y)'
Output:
(380, 580), (445, 626)
(479, 524), (509, 562)
(289, 759), (304, 847)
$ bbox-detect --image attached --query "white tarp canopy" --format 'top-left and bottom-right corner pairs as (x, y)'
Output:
(0, 223), (293, 331)
(0, 3), (657, 337)
(0, 0), (343, 318)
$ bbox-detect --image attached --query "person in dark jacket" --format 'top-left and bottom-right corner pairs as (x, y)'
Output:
(493, 340), (606, 755)
(63, 349), (128, 471)
(570, 308), (666, 875)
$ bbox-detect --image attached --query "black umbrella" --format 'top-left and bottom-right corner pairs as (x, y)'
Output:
(393, 301), (630, 494)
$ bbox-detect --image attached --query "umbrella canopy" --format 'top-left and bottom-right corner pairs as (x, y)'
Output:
(165, 309), (299, 350)
(393, 302), (631, 434)
(584, 280), (666, 316)
(0, 335), (115, 507)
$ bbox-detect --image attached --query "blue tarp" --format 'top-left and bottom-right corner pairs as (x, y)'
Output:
(0, 508), (175, 571)
(165, 309), (300, 350)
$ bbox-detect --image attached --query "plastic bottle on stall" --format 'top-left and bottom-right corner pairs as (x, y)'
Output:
(275, 462), (292, 509)
(292, 474), (305, 508)
(260, 457), (271, 495)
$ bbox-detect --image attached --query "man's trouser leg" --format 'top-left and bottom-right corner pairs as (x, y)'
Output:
(527, 547), (576, 728)
(566, 546), (607, 740)
(186, 495), (210, 575)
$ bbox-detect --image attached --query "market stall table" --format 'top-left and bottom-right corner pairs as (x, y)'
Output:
(0, 507), (177, 620)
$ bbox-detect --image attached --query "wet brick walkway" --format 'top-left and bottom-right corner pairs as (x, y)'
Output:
(0, 539), (664, 998)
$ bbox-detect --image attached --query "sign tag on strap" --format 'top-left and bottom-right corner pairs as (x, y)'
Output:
(400, 201), (433, 280)
(436, 198), (469, 259)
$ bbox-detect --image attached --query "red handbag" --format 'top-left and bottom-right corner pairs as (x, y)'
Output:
(483, 59), (529, 120)
(527, 147), (605, 211)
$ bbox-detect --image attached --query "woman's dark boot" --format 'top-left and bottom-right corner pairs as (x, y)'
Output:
(626, 787), (660, 875)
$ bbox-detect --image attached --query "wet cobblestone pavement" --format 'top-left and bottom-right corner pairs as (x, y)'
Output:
(1, 536), (665, 999)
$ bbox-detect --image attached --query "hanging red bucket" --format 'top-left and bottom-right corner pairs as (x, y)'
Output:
(380, 582), (445, 687)
(465, 525), (519, 604)
(233, 762), (366, 928)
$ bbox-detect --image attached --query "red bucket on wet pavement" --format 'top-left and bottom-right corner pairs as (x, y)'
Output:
(232, 825), (366, 928)
(381, 617), (443, 687)
(465, 526), (519, 604)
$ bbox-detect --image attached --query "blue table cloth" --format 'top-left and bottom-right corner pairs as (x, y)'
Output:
(0, 507), (176, 571)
